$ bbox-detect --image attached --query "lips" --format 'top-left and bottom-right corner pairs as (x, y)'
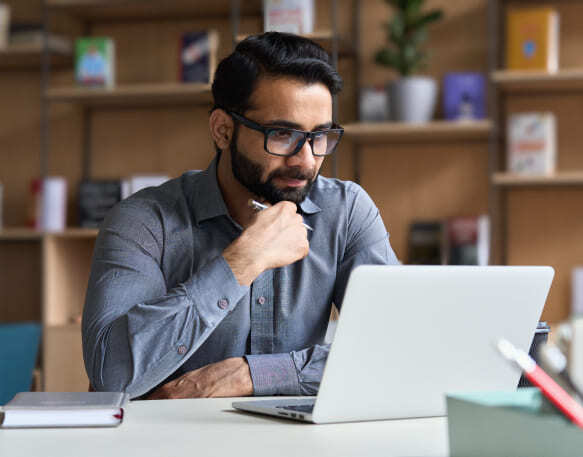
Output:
(277, 177), (307, 187)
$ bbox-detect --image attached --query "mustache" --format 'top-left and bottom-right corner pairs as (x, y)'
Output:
(268, 168), (316, 182)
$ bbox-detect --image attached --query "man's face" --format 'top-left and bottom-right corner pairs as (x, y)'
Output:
(229, 77), (332, 205)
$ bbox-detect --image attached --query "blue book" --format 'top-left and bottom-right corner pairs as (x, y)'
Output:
(443, 72), (486, 121)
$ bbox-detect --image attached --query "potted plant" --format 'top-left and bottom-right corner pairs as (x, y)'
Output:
(374, 0), (443, 123)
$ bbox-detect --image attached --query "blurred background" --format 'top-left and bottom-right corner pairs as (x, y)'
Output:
(0, 0), (582, 396)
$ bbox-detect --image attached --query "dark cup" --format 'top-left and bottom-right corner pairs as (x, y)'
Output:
(518, 321), (550, 388)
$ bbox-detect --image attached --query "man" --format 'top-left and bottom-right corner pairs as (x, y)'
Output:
(82, 32), (399, 399)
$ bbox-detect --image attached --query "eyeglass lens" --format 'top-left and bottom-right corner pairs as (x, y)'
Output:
(267, 129), (341, 156)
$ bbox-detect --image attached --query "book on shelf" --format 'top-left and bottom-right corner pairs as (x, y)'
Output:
(121, 175), (170, 200)
(444, 215), (490, 266)
(407, 221), (445, 265)
(179, 30), (219, 83)
(0, 3), (9, 49)
(263, 0), (315, 35)
(507, 112), (557, 175)
(29, 177), (67, 232)
(75, 37), (115, 88)
(78, 179), (121, 228)
(9, 24), (72, 54)
(506, 6), (559, 72)
(0, 392), (129, 428)
(442, 72), (486, 121)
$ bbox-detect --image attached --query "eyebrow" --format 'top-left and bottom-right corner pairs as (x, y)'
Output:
(264, 119), (334, 131)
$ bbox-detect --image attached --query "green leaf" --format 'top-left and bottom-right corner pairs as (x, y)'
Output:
(407, 9), (443, 31)
(389, 13), (406, 46)
(405, 0), (424, 19)
(409, 28), (428, 46)
(374, 48), (401, 69)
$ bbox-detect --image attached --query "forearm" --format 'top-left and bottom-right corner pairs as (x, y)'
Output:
(83, 255), (248, 398)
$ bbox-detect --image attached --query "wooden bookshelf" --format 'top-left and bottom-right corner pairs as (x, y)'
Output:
(492, 69), (583, 92)
(0, 43), (71, 70)
(343, 120), (493, 144)
(45, 82), (213, 107)
(45, 0), (263, 21)
(493, 172), (583, 187)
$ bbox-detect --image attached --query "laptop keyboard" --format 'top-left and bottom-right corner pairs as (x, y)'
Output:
(276, 404), (315, 413)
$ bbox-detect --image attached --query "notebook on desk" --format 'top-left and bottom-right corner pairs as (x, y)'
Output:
(232, 265), (555, 424)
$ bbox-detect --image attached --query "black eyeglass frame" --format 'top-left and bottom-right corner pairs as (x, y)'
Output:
(227, 110), (344, 157)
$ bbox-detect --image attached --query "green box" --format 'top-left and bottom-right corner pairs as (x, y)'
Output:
(447, 389), (583, 457)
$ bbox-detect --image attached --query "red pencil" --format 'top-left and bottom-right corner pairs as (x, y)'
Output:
(497, 338), (583, 429)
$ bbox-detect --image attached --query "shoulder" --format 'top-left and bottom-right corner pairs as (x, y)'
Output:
(309, 175), (376, 212)
(103, 171), (201, 233)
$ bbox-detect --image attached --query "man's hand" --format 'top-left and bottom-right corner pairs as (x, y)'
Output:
(223, 201), (309, 286)
(147, 357), (253, 400)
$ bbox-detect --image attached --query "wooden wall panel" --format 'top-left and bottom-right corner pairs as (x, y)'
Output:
(507, 189), (583, 322)
(360, 142), (489, 261)
(0, 241), (42, 322)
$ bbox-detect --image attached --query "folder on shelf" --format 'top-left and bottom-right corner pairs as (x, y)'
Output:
(447, 389), (583, 457)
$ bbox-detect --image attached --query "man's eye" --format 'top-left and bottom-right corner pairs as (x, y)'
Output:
(272, 130), (293, 140)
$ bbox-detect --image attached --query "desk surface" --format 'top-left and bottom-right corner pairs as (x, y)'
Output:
(0, 397), (449, 457)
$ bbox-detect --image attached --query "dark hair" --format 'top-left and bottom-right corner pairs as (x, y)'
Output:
(211, 32), (343, 114)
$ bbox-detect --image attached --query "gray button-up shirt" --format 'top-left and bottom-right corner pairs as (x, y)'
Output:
(82, 156), (399, 399)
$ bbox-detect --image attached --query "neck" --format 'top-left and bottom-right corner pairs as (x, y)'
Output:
(216, 151), (257, 228)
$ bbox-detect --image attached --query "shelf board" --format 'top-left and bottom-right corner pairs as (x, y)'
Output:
(47, 228), (99, 239)
(0, 228), (98, 241)
(46, 0), (262, 21)
(46, 82), (213, 108)
(236, 30), (354, 56)
(0, 43), (72, 70)
(492, 69), (583, 92)
(0, 228), (44, 241)
(343, 120), (493, 144)
(492, 172), (583, 187)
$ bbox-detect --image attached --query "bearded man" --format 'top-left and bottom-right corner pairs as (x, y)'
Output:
(82, 32), (399, 399)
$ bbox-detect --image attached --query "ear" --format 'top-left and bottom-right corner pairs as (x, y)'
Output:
(209, 109), (234, 151)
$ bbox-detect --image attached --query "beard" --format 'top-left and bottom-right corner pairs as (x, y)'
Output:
(230, 138), (318, 205)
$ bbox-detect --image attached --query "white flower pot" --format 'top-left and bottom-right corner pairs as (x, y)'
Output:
(389, 76), (438, 123)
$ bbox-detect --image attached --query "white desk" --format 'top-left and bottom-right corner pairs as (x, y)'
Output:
(0, 398), (449, 457)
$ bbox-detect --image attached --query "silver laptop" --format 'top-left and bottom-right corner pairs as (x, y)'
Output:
(232, 265), (554, 423)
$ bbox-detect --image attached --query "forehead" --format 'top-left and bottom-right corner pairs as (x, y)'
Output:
(246, 77), (332, 127)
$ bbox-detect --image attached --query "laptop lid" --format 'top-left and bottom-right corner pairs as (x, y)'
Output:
(311, 265), (554, 423)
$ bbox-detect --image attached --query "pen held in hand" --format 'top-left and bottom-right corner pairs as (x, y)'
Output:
(249, 199), (314, 231)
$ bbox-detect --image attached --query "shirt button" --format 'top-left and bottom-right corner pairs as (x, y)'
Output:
(218, 298), (229, 310)
(257, 296), (266, 305)
(177, 345), (187, 355)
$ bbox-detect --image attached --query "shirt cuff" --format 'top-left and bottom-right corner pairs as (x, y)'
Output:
(245, 353), (301, 396)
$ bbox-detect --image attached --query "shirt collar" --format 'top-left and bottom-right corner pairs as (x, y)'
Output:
(190, 155), (230, 225)
(190, 155), (322, 224)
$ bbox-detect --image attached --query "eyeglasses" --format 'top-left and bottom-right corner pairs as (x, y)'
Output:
(227, 110), (344, 157)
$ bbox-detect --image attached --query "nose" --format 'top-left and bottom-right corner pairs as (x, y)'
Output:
(285, 137), (316, 170)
